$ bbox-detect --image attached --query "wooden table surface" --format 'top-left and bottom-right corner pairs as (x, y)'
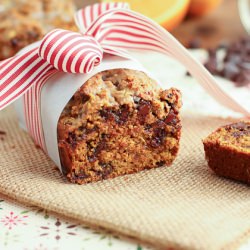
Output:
(76, 0), (248, 49)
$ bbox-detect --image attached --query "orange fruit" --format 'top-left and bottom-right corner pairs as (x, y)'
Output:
(101, 0), (191, 30)
(188, 0), (222, 16)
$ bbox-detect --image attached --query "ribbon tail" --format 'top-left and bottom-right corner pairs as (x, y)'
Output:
(0, 47), (55, 111)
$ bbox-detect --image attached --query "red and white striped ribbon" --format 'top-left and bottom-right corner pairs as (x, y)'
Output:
(0, 2), (249, 151)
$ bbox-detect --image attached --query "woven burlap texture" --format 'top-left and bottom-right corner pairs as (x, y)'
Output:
(0, 107), (249, 250)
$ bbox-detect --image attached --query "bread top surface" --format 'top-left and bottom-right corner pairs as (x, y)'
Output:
(203, 121), (250, 154)
(59, 68), (182, 127)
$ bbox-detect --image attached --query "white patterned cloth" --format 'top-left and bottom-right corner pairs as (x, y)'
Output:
(0, 194), (152, 250)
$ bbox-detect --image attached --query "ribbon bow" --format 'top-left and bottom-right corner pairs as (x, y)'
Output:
(0, 2), (249, 149)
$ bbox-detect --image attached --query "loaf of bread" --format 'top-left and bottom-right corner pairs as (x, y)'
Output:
(203, 121), (250, 184)
(0, 0), (76, 60)
(57, 69), (182, 184)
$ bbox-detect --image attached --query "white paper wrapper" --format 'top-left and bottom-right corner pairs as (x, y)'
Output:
(14, 51), (161, 173)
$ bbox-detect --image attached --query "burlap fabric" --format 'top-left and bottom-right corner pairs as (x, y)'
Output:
(0, 107), (249, 250)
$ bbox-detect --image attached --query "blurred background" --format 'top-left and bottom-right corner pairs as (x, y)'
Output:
(74, 0), (248, 48)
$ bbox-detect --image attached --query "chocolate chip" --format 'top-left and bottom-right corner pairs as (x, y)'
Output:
(225, 122), (250, 138)
(101, 133), (108, 139)
(235, 71), (250, 87)
(138, 100), (151, 124)
(187, 38), (201, 49)
(152, 120), (166, 130)
(94, 162), (114, 178)
(102, 75), (108, 81)
(223, 53), (241, 64)
(78, 125), (98, 136)
(220, 62), (240, 81)
(228, 41), (242, 53)
(242, 36), (250, 44)
(100, 108), (113, 121)
(72, 170), (89, 180)
(100, 105), (130, 124)
(78, 170), (90, 179)
(87, 138), (107, 163)
(68, 132), (76, 141)
(154, 127), (166, 140)
(104, 169), (115, 178)
(201, 36), (250, 87)
(144, 124), (152, 131)
(100, 108), (116, 121)
(86, 126), (98, 134)
(10, 38), (20, 47)
(164, 110), (177, 124)
(113, 80), (119, 87)
(66, 132), (78, 149)
(156, 161), (166, 167)
(204, 58), (218, 75)
(87, 155), (97, 163)
(171, 146), (179, 155)
(94, 140), (106, 155)
(99, 162), (109, 168)
(133, 96), (141, 104)
(78, 126), (84, 131)
(208, 48), (217, 58)
(116, 105), (130, 124)
(81, 93), (90, 104)
(239, 62), (250, 70)
(231, 131), (246, 138)
(149, 120), (167, 148)
(229, 122), (250, 131)
(167, 93), (173, 99)
(150, 137), (162, 148)
(0, 130), (6, 135)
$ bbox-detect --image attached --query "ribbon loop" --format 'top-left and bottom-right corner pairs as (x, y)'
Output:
(38, 29), (103, 74)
